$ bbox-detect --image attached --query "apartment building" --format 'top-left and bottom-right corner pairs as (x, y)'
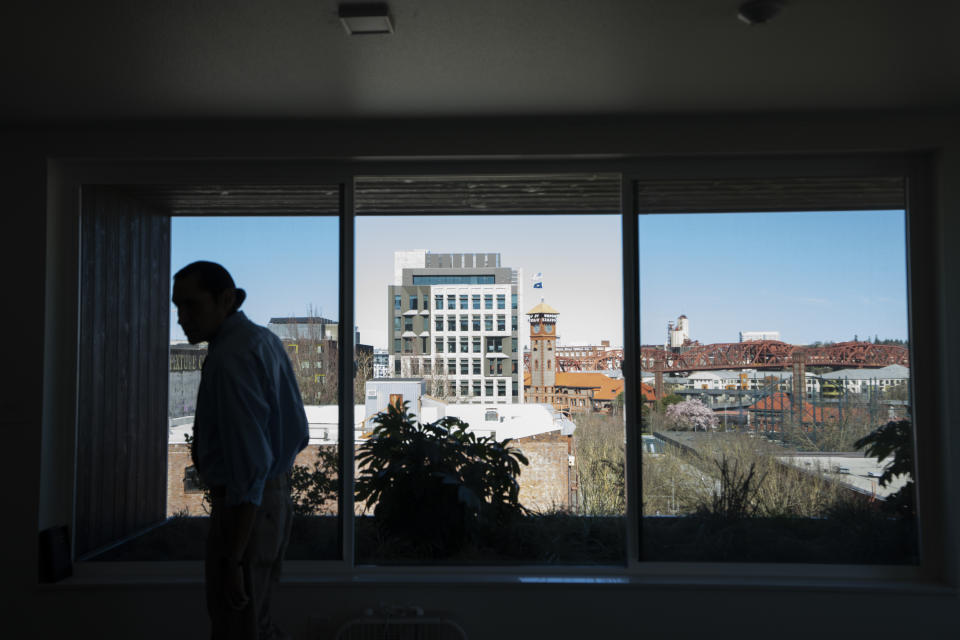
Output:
(387, 250), (524, 403)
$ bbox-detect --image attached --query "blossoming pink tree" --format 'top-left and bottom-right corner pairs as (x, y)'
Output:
(665, 399), (719, 431)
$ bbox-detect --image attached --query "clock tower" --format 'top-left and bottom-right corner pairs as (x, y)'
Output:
(527, 302), (559, 403)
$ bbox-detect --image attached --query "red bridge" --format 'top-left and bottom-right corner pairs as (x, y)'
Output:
(529, 340), (909, 373)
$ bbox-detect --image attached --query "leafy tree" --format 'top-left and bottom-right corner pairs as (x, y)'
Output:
(641, 393), (685, 432)
(355, 401), (528, 554)
(660, 393), (684, 409)
(289, 445), (338, 516)
(665, 399), (718, 431)
(854, 419), (915, 517)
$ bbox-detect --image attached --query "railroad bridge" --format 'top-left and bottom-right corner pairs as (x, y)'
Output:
(524, 340), (909, 400)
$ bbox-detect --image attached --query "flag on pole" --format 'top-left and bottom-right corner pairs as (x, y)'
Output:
(533, 282), (543, 288)
(531, 271), (543, 288)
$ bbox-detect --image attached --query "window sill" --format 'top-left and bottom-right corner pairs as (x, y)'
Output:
(46, 560), (955, 597)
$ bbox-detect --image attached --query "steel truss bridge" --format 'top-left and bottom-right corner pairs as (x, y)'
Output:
(533, 340), (909, 374)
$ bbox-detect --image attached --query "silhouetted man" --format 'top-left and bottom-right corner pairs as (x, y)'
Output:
(172, 261), (308, 640)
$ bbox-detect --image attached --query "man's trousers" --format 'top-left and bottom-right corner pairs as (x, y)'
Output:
(205, 474), (293, 640)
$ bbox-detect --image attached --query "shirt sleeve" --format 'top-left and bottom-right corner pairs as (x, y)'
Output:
(210, 353), (275, 506)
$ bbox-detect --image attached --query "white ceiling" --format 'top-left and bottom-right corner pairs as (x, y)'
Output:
(2, 0), (958, 122)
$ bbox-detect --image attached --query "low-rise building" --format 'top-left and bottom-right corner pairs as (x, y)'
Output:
(820, 364), (910, 394)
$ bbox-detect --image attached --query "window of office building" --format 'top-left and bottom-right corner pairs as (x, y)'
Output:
(435, 316), (443, 331)
(435, 294), (443, 310)
(460, 360), (469, 375)
(404, 317), (413, 331)
(460, 337), (469, 353)
(460, 294), (469, 310)
(448, 359), (457, 375)
(486, 337), (504, 353)
(460, 316), (468, 331)
(435, 337), (443, 353)
(447, 295), (456, 310)
(473, 359), (481, 375)
(484, 294), (493, 309)
(393, 317), (401, 332)
(484, 316), (493, 331)
(472, 294), (480, 309)
(409, 294), (418, 310)
(472, 337), (481, 353)
(447, 337), (456, 352)
(473, 381), (482, 397)
(472, 315), (480, 331)
(447, 317), (456, 331)
(497, 315), (505, 331)
(497, 294), (506, 309)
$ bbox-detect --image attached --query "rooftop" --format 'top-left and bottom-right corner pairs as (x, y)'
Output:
(268, 316), (337, 325)
(526, 302), (559, 315)
(821, 364), (910, 380)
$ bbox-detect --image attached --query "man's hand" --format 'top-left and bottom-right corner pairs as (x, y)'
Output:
(219, 500), (258, 611)
(223, 559), (249, 611)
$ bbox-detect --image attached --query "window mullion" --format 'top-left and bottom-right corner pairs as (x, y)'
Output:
(338, 180), (356, 566)
(621, 176), (641, 569)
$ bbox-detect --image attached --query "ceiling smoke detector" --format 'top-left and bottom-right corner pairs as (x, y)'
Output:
(339, 3), (394, 35)
(737, 0), (783, 25)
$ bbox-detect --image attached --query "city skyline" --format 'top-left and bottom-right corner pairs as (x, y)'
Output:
(170, 210), (909, 348)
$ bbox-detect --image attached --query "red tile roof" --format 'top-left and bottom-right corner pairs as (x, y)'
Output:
(747, 392), (857, 423)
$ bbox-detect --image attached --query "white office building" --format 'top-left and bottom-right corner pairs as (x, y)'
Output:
(387, 250), (524, 404)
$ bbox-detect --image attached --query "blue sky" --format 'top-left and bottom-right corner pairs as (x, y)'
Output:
(170, 217), (340, 341)
(639, 211), (908, 346)
(171, 210), (908, 348)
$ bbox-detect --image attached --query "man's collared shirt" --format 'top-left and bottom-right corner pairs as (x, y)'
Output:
(193, 311), (309, 506)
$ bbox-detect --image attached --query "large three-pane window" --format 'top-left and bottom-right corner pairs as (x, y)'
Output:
(77, 168), (921, 571)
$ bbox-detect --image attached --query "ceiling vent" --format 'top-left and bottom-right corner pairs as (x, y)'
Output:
(339, 3), (394, 35)
(737, 0), (784, 25)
